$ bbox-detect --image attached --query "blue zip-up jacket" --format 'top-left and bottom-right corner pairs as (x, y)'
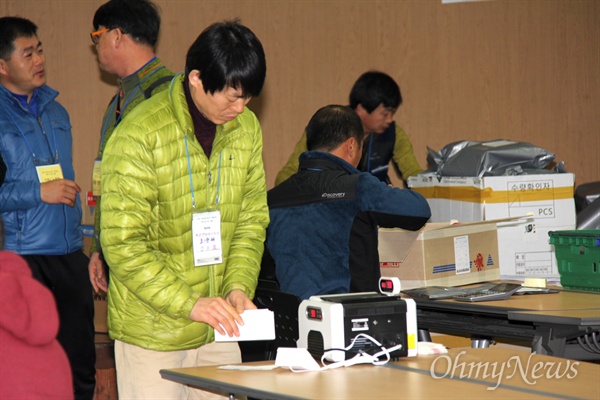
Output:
(265, 151), (431, 300)
(0, 84), (83, 255)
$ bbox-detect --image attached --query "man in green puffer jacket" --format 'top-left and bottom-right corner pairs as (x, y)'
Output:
(100, 20), (268, 399)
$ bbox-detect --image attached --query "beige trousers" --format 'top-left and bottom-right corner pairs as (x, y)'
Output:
(115, 340), (241, 400)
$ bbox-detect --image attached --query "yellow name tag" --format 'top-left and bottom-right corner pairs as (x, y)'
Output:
(36, 163), (64, 183)
(92, 159), (102, 196)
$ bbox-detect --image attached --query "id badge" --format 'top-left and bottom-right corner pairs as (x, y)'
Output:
(192, 209), (223, 266)
(36, 163), (64, 183)
(92, 158), (102, 196)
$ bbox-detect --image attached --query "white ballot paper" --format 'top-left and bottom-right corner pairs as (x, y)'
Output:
(214, 309), (275, 342)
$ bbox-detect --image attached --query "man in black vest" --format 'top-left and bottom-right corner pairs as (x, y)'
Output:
(275, 71), (423, 186)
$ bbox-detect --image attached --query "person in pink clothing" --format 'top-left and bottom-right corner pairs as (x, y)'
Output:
(0, 218), (74, 400)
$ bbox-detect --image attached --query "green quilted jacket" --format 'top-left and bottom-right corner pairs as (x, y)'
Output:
(100, 74), (269, 351)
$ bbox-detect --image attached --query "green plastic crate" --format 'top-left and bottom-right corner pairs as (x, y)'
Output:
(549, 230), (600, 292)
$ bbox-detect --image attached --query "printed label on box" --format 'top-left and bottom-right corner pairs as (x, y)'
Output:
(514, 251), (554, 276)
(454, 235), (470, 274)
(499, 178), (559, 220)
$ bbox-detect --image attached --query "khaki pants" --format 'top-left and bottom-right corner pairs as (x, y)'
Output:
(115, 340), (241, 399)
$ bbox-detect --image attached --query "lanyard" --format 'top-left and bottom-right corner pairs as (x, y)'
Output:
(98, 64), (167, 156)
(299, 167), (322, 172)
(1, 106), (60, 164)
(366, 133), (374, 172)
(184, 134), (221, 210)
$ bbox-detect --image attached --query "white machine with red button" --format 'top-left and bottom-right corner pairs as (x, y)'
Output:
(297, 291), (417, 362)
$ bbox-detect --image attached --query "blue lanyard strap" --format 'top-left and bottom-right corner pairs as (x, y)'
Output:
(215, 152), (222, 205)
(184, 134), (221, 209)
(366, 133), (374, 172)
(1, 106), (59, 163)
(184, 135), (196, 209)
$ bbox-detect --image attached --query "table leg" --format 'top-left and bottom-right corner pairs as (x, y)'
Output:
(471, 336), (492, 348)
(418, 329), (432, 342)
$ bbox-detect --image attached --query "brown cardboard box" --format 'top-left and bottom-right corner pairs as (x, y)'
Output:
(408, 173), (576, 279)
(379, 220), (500, 289)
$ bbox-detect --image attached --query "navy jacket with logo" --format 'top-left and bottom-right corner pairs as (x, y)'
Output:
(265, 151), (431, 300)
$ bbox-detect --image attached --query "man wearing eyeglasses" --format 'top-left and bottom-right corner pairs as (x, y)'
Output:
(0, 17), (96, 399)
(87, 0), (175, 295)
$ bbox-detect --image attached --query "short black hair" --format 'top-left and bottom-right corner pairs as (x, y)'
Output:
(0, 16), (38, 60)
(93, 0), (161, 47)
(185, 20), (266, 98)
(306, 105), (364, 152)
(349, 71), (402, 113)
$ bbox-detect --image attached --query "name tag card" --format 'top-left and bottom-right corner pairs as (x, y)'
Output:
(192, 210), (223, 266)
(36, 163), (64, 183)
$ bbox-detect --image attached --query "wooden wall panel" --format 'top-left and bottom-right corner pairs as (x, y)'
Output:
(2, 0), (598, 225)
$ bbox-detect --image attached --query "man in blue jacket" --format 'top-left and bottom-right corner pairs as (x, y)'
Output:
(0, 17), (95, 399)
(265, 105), (431, 300)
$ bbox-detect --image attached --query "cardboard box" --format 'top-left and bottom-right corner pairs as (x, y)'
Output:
(379, 221), (500, 289)
(408, 173), (575, 226)
(495, 222), (576, 279)
(408, 173), (576, 279)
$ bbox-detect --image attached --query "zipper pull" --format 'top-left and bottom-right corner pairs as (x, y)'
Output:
(38, 117), (46, 133)
(208, 172), (212, 184)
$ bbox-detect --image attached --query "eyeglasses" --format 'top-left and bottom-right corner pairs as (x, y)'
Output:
(90, 28), (111, 45)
